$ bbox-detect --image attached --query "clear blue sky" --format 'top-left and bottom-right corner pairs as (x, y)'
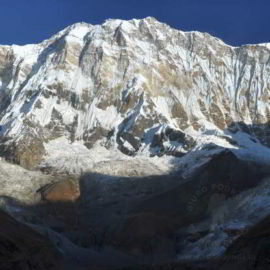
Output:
(0, 0), (269, 46)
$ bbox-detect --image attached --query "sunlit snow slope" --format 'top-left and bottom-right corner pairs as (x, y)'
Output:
(0, 17), (270, 172)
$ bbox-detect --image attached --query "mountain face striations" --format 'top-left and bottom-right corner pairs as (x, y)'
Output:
(0, 17), (270, 270)
(0, 17), (270, 171)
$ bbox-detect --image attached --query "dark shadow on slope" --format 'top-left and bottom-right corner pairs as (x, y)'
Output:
(1, 143), (270, 269)
(105, 150), (269, 258)
(0, 208), (64, 270)
(220, 214), (270, 270)
(1, 121), (270, 269)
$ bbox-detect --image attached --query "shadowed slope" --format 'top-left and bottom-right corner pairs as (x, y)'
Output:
(0, 209), (63, 270)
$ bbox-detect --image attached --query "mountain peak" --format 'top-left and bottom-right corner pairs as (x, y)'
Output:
(0, 16), (270, 173)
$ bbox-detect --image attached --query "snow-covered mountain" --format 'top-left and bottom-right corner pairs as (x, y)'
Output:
(1, 17), (270, 172)
(1, 17), (270, 269)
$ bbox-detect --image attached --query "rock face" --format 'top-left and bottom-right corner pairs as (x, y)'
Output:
(0, 136), (45, 170)
(0, 17), (270, 169)
(38, 178), (80, 202)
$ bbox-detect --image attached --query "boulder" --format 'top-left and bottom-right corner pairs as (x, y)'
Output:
(38, 178), (80, 202)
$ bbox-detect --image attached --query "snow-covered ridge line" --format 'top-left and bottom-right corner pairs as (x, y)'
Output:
(0, 16), (270, 173)
(1, 17), (269, 50)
